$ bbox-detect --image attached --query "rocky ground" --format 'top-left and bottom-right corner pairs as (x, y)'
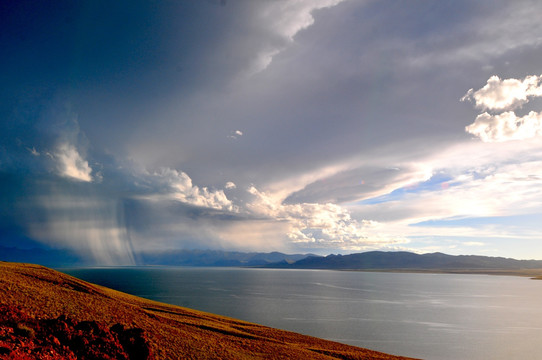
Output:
(0, 304), (152, 359)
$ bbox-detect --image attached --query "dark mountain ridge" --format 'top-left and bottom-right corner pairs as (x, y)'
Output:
(264, 251), (542, 271)
(3, 244), (541, 272)
(0, 245), (310, 267)
(139, 249), (310, 267)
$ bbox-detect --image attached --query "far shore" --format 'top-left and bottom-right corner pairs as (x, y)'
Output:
(333, 268), (542, 279)
(58, 263), (542, 280)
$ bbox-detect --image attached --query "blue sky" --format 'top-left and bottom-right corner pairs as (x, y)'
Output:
(2, 0), (542, 264)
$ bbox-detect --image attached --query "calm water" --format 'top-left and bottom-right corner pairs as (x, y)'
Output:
(60, 267), (542, 360)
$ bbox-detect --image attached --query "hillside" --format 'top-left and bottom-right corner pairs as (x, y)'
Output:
(265, 251), (542, 276)
(0, 261), (416, 360)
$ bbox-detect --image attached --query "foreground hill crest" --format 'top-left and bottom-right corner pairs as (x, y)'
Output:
(0, 262), (416, 359)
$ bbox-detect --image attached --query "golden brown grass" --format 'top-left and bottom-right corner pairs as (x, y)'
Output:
(0, 262), (418, 360)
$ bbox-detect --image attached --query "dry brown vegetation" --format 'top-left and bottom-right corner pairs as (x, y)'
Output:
(0, 262), (418, 360)
(0, 304), (152, 359)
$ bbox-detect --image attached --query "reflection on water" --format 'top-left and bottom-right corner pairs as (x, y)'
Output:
(61, 267), (542, 360)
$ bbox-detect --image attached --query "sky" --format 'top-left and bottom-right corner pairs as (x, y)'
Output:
(2, 0), (542, 264)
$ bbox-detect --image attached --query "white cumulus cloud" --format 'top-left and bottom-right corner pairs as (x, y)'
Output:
(55, 143), (93, 182)
(466, 111), (542, 142)
(155, 168), (236, 211)
(246, 185), (408, 250)
(464, 74), (542, 142)
(225, 181), (237, 189)
(462, 75), (542, 111)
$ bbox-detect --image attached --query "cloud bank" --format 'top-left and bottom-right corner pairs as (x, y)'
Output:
(247, 186), (408, 251)
(3, 0), (542, 262)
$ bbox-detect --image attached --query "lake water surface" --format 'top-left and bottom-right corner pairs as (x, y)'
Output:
(61, 267), (542, 360)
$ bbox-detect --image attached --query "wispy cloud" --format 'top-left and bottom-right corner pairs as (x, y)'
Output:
(349, 138), (542, 250)
(228, 130), (243, 140)
(27, 147), (40, 156)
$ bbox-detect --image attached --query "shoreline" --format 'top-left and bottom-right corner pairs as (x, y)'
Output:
(332, 267), (542, 279)
(56, 263), (542, 279)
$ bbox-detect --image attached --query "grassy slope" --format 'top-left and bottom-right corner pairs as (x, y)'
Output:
(0, 262), (417, 360)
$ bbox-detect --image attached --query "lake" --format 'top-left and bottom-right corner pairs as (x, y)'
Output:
(60, 267), (542, 360)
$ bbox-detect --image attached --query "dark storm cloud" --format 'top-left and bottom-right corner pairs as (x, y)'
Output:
(3, 0), (542, 262)
(0, 148), (247, 264)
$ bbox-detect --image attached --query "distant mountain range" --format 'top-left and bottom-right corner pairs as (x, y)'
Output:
(139, 249), (309, 267)
(3, 244), (542, 271)
(263, 251), (542, 271)
(0, 245), (309, 267)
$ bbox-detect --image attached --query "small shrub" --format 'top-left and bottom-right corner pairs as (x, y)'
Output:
(15, 323), (35, 338)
